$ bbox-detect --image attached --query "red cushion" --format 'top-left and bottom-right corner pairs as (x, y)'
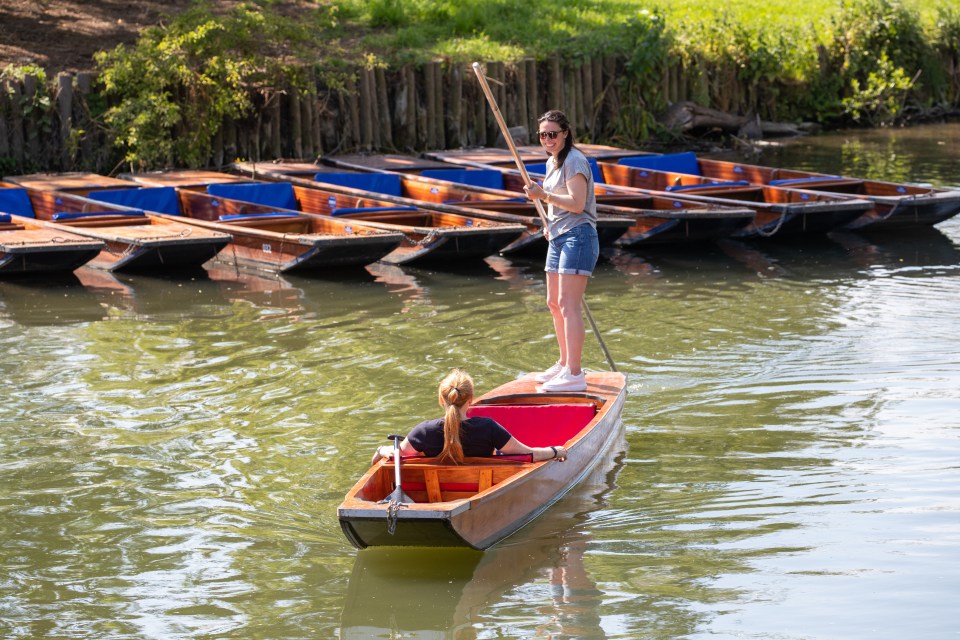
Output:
(466, 404), (596, 448)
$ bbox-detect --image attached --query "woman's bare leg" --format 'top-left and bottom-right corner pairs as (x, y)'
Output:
(545, 271), (567, 366)
(557, 273), (590, 375)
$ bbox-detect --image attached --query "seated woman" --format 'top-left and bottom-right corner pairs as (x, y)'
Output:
(372, 368), (569, 465)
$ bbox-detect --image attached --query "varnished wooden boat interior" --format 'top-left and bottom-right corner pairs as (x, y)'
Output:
(352, 398), (600, 505)
(339, 372), (627, 549)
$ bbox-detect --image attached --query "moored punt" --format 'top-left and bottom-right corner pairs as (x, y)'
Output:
(0, 184), (104, 275)
(181, 170), (528, 267)
(612, 152), (960, 231)
(231, 159), (549, 257)
(315, 155), (633, 255)
(337, 371), (627, 550)
(0, 175), (230, 272)
(0, 205), (104, 275)
(326, 154), (757, 248)
(591, 157), (878, 238)
(430, 150), (874, 240)
(78, 173), (405, 273)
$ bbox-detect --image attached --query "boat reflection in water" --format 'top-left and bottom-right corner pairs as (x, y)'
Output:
(828, 226), (960, 272)
(339, 433), (626, 639)
(0, 271), (108, 325)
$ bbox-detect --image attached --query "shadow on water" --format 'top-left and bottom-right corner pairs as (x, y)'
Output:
(339, 434), (628, 640)
(0, 271), (113, 325)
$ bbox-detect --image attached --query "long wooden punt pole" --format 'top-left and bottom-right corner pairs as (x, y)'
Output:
(471, 62), (618, 373)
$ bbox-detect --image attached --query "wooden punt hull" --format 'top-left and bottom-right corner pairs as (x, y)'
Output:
(2, 178), (231, 272)
(515, 148), (960, 232)
(684, 156), (960, 230)
(96, 186), (405, 273)
(317, 154), (635, 255)
(408, 152), (759, 245)
(338, 371), (627, 550)
(564, 163), (873, 239)
(232, 155), (547, 255)
(195, 171), (527, 266)
(231, 161), (550, 257)
(848, 191), (960, 230)
(425, 148), (873, 239)
(9, 172), (406, 273)
(0, 216), (104, 275)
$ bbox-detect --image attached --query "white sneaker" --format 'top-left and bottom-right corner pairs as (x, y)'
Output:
(540, 367), (587, 392)
(534, 361), (565, 383)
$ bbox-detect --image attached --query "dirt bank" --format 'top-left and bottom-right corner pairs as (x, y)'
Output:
(0, 1), (238, 73)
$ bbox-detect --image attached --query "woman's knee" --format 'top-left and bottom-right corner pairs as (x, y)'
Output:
(556, 295), (582, 318)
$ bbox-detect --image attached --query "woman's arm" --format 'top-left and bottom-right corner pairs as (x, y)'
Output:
(524, 172), (588, 214)
(371, 437), (420, 465)
(498, 436), (568, 462)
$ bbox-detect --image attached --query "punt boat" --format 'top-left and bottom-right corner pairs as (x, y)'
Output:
(425, 148), (875, 239)
(230, 159), (551, 256)
(322, 154), (756, 248)
(235, 157), (653, 252)
(67, 172), (407, 273)
(600, 151), (960, 231)
(337, 371), (627, 550)
(472, 147), (960, 231)
(131, 170), (527, 267)
(0, 175), (230, 272)
(0, 189), (104, 274)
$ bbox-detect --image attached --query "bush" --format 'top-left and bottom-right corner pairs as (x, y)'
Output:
(95, 1), (343, 169)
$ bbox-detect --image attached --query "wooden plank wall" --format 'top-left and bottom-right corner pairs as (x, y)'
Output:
(1, 53), (958, 174)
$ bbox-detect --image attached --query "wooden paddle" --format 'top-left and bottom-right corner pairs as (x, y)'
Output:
(471, 62), (619, 373)
(377, 434), (413, 534)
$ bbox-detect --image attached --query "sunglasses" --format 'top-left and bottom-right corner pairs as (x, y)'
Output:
(537, 130), (564, 140)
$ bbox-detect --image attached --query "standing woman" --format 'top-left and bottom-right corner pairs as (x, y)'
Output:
(523, 110), (599, 392)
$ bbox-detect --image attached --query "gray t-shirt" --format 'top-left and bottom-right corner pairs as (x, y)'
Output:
(543, 147), (598, 238)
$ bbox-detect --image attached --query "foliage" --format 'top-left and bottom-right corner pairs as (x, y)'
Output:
(813, 0), (936, 125)
(95, 1), (344, 169)
(840, 53), (917, 125)
(1, 64), (55, 152)
(609, 12), (670, 145)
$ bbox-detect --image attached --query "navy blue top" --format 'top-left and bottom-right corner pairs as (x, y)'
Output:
(406, 417), (512, 457)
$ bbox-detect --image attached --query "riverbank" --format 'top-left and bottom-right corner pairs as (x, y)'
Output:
(2, 0), (960, 173)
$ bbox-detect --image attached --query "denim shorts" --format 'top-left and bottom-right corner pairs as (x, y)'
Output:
(544, 224), (600, 276)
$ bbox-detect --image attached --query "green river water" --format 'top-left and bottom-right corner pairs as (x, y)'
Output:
(1, 124), (959, 639)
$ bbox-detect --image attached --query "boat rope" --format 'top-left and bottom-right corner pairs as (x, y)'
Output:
(3, 236), (80, 246)
(384, 498), (407, 535)
(753, 212), (788, 238)
(414, 230), (439, 246)
(277, 233), (289, 268)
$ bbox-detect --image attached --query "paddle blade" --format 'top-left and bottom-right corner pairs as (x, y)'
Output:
(378, 486), (414, 505)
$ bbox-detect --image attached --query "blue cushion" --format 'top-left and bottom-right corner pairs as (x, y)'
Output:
(619, 152), (701, 176)
(207, 182), (297, 211)
(330, 206), (417, 216)
(587, 158), (604, 184)
(0, 188), (35, 218)
(768, 176), (842, 186)
(218, 212), (300, 221)
(89, 187), (180, 215)
(522, 159), (603, 184)
(419, 169), (504, 190)
(0, 213), (11, 223)
(51, 210), (146, 221)
(524, 163), (548, 176)
(443, 197), (525, 205)
(665, 180), (750, 192)
(313, 173), (402, 197)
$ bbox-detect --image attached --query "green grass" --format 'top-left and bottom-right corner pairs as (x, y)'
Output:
(332, 0), (960, 65)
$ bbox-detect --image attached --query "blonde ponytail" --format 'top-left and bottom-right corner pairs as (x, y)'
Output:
(437, 369), (474, 464)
